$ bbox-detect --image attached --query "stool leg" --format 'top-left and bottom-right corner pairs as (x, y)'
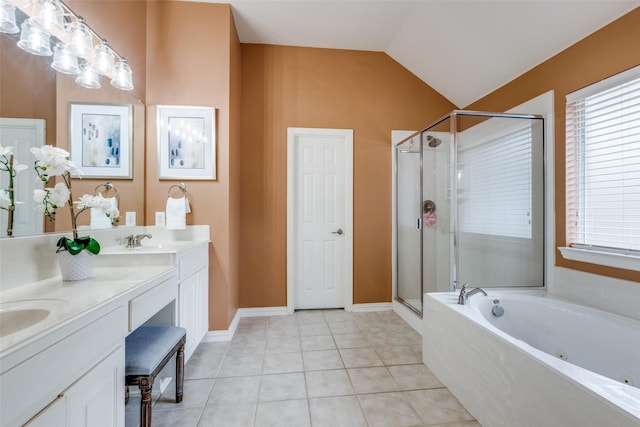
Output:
(139, 378), (153, 427)
(176, 342), (185, 403)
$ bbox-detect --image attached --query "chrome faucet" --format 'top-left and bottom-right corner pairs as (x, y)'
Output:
(125, 233), (152, 248)
(457, 284), (487, 305)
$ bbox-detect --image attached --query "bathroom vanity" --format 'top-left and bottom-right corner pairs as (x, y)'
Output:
(0, 227), (209, 427)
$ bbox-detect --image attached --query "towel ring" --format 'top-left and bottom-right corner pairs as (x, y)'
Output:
(94, 182), (119, 200)
(168, 183), (188, 199)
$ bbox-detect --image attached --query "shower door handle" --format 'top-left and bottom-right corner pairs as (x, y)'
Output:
(332, 229), (344, 236)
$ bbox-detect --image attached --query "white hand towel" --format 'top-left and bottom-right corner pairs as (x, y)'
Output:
(166, 196), (190, 230)
(90, 196), (117, 229)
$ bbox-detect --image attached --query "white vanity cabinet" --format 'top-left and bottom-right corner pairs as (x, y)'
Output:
(0, 266), (179, 427)
(26, 346), (125, 427)
(2, 306), (126, 427)
(176, 243), (209, 361)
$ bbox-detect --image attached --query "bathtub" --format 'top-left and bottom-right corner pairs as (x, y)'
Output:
(423, 291), (640, 427)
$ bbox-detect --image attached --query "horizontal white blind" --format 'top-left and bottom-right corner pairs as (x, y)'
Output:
(459, 123), (532, 239)
(566, 73), (640, 252)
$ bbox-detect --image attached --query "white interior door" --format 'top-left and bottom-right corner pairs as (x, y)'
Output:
(287, 128), (353, 311)
(0, 118), (45, 237)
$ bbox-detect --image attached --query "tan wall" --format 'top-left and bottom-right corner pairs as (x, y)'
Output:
(58, 1), (147, 233)
(228, 15), (242, 321)
(239, 45), (456, 308)
(145, 2), (240, 330)
(0, 38), (56, 140)
(467, 8), (640, 282)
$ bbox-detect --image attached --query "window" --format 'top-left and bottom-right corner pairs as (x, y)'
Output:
(566, 66), (640, 255)
(459, 121), (534, 239)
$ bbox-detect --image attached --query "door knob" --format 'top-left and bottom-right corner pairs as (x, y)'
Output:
(332, 229), (344, 235)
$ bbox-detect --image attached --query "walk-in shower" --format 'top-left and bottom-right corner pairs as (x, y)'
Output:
(395, 110), (545, 315)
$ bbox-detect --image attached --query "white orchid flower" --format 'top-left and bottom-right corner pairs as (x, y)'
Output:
(13, 161), (28, 173)
(0, 190), (11, 209)
(0, 145), (12, 157)
(77, 194), (99, 210)
(33, 182), (70, 215)
(0, 145), (14, 173)
(76, 193), (119, 219)
(30, 145), (83, 178)
(32, 189), (48, 213)
(49, 182), (70, 207)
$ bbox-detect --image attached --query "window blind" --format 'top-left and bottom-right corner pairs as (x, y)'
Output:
(459, 123), (533, 239)
(566, 68), (640, 253)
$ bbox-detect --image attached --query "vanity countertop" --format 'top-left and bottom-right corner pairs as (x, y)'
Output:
(99, 239), (209, 255)
(0, 264), (177, 371)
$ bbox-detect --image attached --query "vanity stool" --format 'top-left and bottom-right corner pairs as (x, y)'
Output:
(125, 326), (187, 427)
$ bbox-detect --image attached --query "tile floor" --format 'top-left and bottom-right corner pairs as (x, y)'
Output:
(125, 309), (481, 427)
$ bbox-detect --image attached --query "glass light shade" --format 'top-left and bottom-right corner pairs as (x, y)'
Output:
(34, 0), (64, 37)
(67, 20), (94, 58)
(0, 1), (19, 34)
(75, 62), (100, 89)
(110, 59), (133, 91)
(94, 41), (115, 77)
(17, 18), (52, 56)
(4, 0), (30, 10)
(51, 42), (80, 74)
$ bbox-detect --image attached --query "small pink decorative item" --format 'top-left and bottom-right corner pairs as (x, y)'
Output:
(423, 211), (438, 228)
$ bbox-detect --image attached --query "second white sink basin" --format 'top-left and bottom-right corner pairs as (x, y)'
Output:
(0, 299), (67, 338)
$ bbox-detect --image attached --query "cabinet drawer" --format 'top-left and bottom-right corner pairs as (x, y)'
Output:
(129, 276), (177, 331)
(0, 306), (125, 427)
(178, 246), (208, 281)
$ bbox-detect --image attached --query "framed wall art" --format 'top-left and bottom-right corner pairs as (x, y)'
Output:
(69, 103), (132, 179)
(157, 105), (216, 180)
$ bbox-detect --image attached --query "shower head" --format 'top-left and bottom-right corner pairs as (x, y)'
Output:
(426, 135), (441, 147)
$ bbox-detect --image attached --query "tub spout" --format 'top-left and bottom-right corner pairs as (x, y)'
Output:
(457, 284), (487, 305)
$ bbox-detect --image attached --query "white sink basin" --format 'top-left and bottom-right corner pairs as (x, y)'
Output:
(0, 299), (67, 337)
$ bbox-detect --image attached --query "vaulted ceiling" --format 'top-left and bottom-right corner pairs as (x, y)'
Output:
(222, 0), (640, 107)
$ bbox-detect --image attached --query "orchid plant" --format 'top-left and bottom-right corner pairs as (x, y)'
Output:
(31, 145), (119, 255)
(1, 145), (28, 237)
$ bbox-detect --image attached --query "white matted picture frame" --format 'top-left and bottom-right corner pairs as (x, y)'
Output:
(157, 105), (216, 180)
(69, 103), (132, 179)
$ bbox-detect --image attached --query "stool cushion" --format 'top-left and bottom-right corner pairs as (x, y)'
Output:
(126, 326), (186, 376)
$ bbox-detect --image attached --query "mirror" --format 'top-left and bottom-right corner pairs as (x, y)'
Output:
(0, 1), (145, 238)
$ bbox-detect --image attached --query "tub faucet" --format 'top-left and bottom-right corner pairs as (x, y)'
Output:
(457, 284), (487, 305)
(125, 233), (152, 248)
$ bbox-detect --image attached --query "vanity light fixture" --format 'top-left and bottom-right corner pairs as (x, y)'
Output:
(67, 18), (93, 58)
(110, 58), (133, 91)
(0, 1), (20, 34)
(75, 61), (100, 89)
(16, 17), (52, 56)
(33, 0), (64, 38)
(51, 40), (79, 74)
(7, 0), (133, 90)
(94, 40), (114, 77)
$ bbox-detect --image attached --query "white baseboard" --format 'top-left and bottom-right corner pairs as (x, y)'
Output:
(237, 306), (289, 317)
(351, 302), (393, 312)
(392, 300), (422, 335)
(202, 306), (289, 342)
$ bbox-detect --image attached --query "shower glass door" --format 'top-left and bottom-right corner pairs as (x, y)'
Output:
(421, 129), (452, 295)
(396, 135), (422, 313)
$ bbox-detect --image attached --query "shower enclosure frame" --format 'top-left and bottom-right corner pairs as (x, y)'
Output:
(395, 109), (545, 316)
